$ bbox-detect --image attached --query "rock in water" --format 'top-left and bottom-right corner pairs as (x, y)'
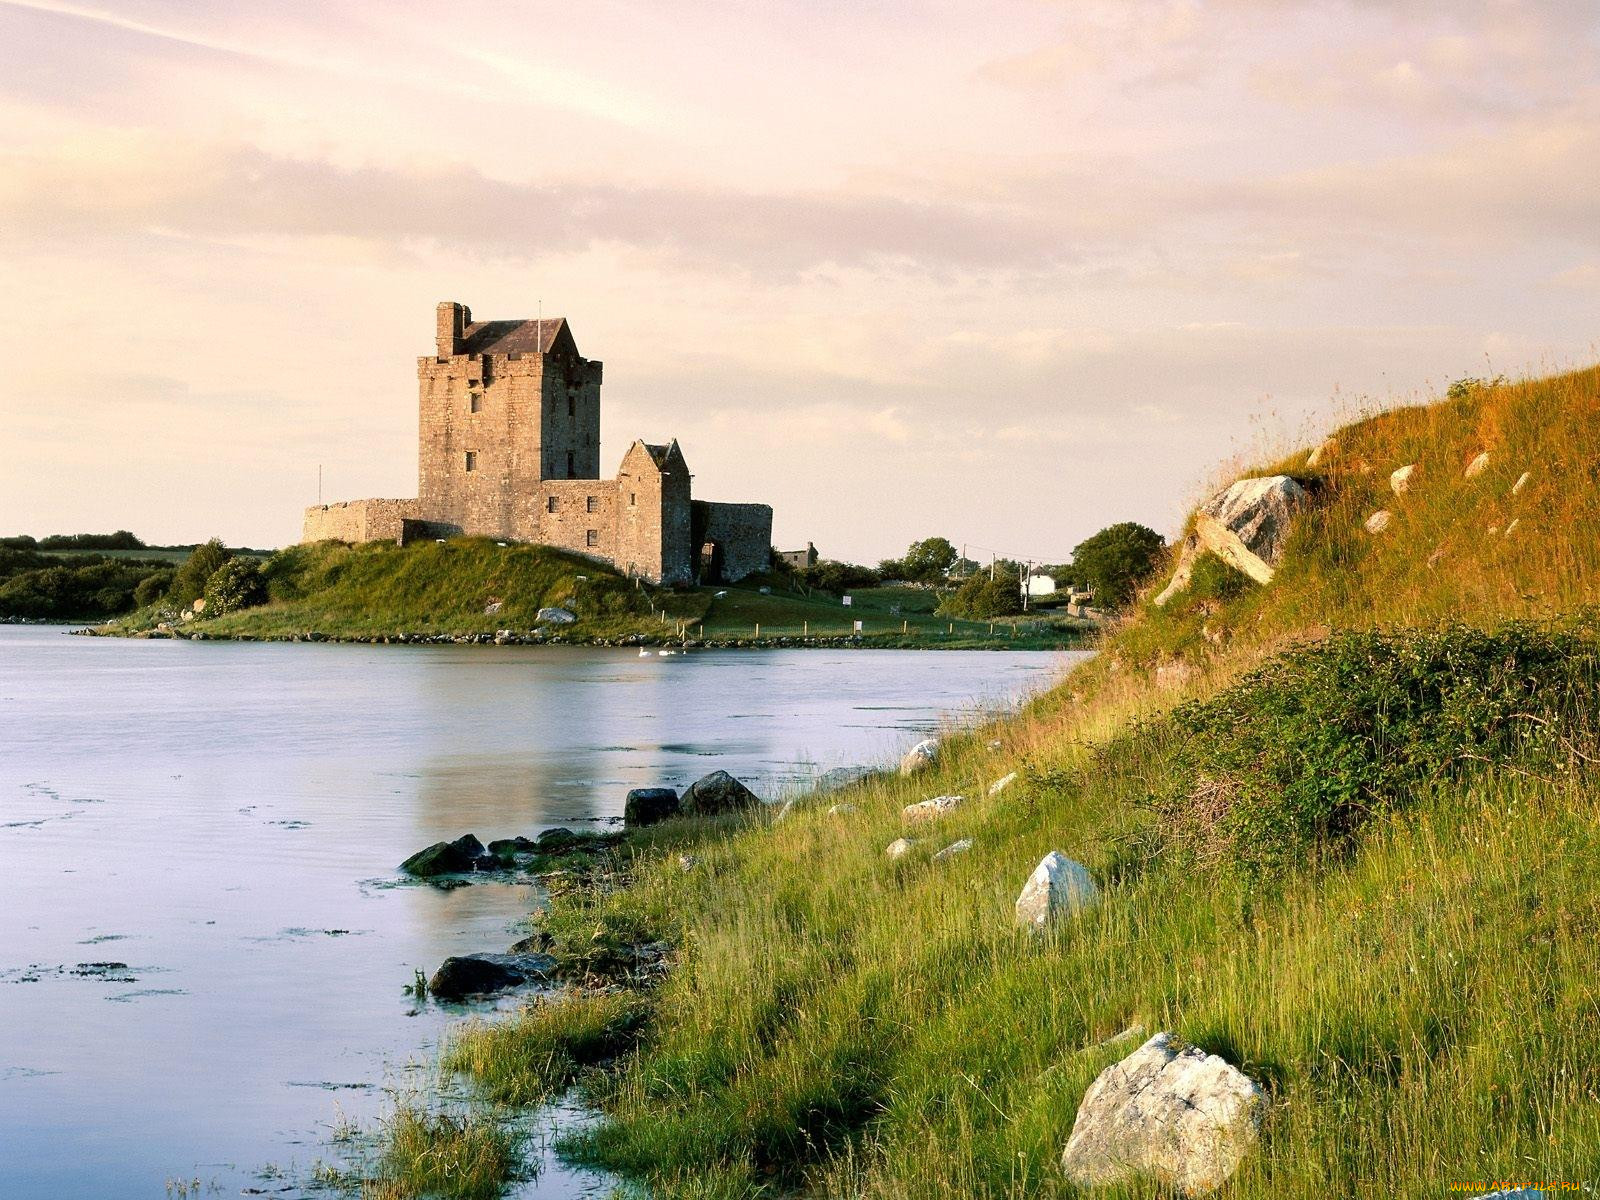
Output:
(1014, 851), (1098, 929)
(536, 606), (577, 625)
(899, 738), (939, 776)
(681, 770), (761, 816)
(428, 952), (556, 1000)
(1061, 1032), (1264, 1195)
(1155, 476), (1307, 605)
(400, 834), (490, 877)
(624, 787), (680, 828)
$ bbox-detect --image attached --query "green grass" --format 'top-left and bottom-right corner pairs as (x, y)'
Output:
(443, 992), (650, 1106)
(388, 362), (1600, 1198)
(98, 542), (1088, 648)
(349, 1105), (520, 1200)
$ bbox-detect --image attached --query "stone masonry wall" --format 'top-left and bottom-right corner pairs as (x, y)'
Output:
(532, 479), (622, 567)
(302, 498), (422, 544)
(694, 501), (773, 583)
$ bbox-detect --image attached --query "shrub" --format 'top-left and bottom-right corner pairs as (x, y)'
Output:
(133, 570), (175, 609)
(1143, 623), (1600, 878)
(938, 571), (1023, 618)
(169, 538), (230, 605)
(1070, 521), (1165, 608)
(800, 560), (882, 594)
(202, 557), (266, 615)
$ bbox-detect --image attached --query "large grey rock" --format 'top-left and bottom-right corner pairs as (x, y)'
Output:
(428, 952), (556, 1000)
(400, 834), (491, 877)
(681, 770), (761, 816)
(1061, 1032), (1264, 1195)
(932, 838), (972, 861)
(899, 738), (939, 776)
(536, 606), (577, 625)
(1155, 476), (1307, 605)
(624, 787), (680, 828)
(1014, 851), (1098, 929)
(902, 794), (963, 824)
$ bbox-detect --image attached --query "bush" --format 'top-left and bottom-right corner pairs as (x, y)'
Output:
(202, 557), (266, 616)
(800, 560), (882, 594)
(133, 570), (175, 609)
(170, 538), (230, 605)
(0, 557), (171, 620)
(938, 571), (1023, 619)
(1143, 623), (1600, 878)
(1070, 521), (1165, 608)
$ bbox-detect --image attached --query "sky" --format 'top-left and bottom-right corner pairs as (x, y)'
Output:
(2, 0), (1598, 564)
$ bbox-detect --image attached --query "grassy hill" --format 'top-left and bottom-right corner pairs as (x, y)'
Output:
(353, 367), (1600, 1199)
(103, 537), (1087, 648)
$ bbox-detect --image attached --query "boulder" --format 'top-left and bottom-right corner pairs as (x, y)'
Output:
(1465, 450), (1491, 478)
(987, 772), (1018, 797)
(885, 837), (916, 860)
(1511, 470), (1531, 496)
(932, 838), (972, 861)
(1060, 1032), (1264, 1196)
(1364, 509), (1392, 534)
(508, 932), (553, 954)
(428, 952), (556, 1000)
(534, 827), (583, 852)
(486, 835), (538, 862)
(624, 787), (680, 828)
(1306, 437), (1337, 467)
(1154, 476), (1307, 605)
(1389, 463), (1418, 494)
(1014, 852), (1098, 930)
(902, 795), (963, 824)
(817, 765), (871, 791)
(899, 738), (939, 776)
(681, 770), (762, 816)
(536, 606), (577, 625)
(400, 834), (491, 877)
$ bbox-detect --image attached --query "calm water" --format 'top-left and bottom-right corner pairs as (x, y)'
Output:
(0, 626), (1078, 1198)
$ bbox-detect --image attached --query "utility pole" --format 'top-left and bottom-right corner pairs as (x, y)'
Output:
(1022, 559), (1031, 611)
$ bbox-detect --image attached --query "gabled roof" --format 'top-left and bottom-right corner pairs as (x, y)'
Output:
(640, 442), (671, 469)
(459, 316), (573, 357)
(623, 438), (688, 474)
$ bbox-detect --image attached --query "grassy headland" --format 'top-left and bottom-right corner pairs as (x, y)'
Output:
(96, 538), (1087, 649)
(366, 367), (1600, 1199)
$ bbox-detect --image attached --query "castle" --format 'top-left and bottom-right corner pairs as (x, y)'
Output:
(302, 302), (773, 585)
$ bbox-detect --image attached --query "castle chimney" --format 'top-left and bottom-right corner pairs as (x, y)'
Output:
(435, 301), (469, 357)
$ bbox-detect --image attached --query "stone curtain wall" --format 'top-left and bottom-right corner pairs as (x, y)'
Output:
(533, 479), (622, 566)
(694, 501), (774, 583)
(302, 499), (422, 544)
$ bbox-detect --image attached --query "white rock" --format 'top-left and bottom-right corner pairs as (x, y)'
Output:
(1364, 510), (1392, 534)
(987, 772), (1018, 797)
(1155, 476), (1307, 605)
(677, 854), (698, 872)
(536, 606), (577, 625)
(1389, 463), (1418, 494)
(1061, 1033), (1264, 1196)
(1307, 437), (1337, 467)
(1504, 518), (1520, 537)
(931, 838), (972, 861)
(902, 795), (963, 824)
(1511, 470), (1531, 496)
(827, 803), (857, 817)
(899, 738), (939, 776)
(1465, 450), (1491, 478)
(1014, 852), (1099, 929)
(884, 837), (916, 860)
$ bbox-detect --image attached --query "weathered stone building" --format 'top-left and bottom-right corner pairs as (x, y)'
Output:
(303, 303), (772, 584)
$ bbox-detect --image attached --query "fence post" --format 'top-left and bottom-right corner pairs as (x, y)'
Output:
(755, 622), (760, 639)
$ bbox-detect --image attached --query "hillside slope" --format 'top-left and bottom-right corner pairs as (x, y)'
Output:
(373, 366), (1600, 1200)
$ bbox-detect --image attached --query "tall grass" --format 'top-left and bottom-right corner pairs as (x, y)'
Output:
(407, 365), (1600, 1197)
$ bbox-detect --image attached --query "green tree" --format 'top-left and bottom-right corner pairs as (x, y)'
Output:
(1070, 522), (1165, 608)
(938, 567), (1024, 619)
(170, 538), (230, 605)
(900, 537), (958, 584)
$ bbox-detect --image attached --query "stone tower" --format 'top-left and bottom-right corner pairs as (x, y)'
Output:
(417, 301), (603, 540)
